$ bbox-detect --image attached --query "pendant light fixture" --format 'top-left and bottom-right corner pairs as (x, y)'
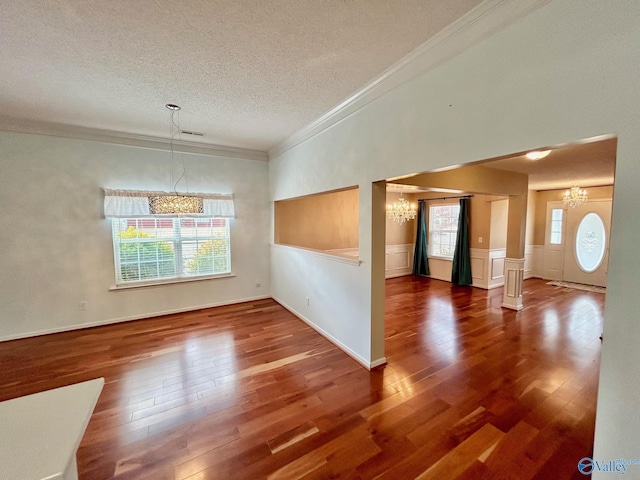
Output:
(149, 104), (203, 214)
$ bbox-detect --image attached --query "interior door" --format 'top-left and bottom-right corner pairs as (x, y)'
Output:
(562, 199), (611, 287)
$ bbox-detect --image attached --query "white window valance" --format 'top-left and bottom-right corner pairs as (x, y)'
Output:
(103, 189), (235, 218)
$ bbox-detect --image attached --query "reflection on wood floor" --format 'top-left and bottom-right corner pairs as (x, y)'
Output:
(0, 277), (603, 479)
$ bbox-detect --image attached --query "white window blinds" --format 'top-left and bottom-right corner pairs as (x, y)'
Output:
(111, 217), (231, 284)
(429, 204), (461, 259)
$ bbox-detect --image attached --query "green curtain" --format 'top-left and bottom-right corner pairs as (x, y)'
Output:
(452, 198), (472, 285)
(412, 201), (430, 276)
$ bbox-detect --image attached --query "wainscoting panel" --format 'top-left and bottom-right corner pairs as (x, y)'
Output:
(325, 246), (533, 286)
(470, 248), (506, 290)
(385, 244), (414, 278)
(327, 244), (414, 279)
(525, 245), (543, 279)
(470, 249), (488, 288)
(488, 249), (506, 289)
(491, 256), (505, 280)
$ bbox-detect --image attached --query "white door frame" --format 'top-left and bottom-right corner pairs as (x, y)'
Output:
(562, 199), (611, 287)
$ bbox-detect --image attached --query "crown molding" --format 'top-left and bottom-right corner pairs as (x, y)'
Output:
(0, 117), (269, 162)
(268, 0), (550, 159)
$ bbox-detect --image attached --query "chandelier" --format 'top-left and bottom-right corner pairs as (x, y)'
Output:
(563, 185), (588, 208)
(386, 197), (417, 224)
(149, 194), (203, 214)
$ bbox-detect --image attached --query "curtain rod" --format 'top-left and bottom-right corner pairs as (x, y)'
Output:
(418, 195), (473, 202)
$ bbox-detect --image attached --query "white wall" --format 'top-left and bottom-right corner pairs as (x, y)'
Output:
(269, 0), (640, 471)
(0, 131), (270, 341)
(270, 244), (373, 366)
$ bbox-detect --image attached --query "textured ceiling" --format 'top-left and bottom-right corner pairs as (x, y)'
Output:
(388, 136), (617, 193)
(0, 0), (483, 151)
(486, 136), (616, 190)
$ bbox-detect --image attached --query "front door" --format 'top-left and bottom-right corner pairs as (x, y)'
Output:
(562, 199), (611, 287)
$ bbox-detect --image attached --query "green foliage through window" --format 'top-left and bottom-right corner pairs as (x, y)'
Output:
(111, 218), (231, 284)
(118, 227), (176, 282)
(429, 204), (460, 259)
(187, 238), (229, 275)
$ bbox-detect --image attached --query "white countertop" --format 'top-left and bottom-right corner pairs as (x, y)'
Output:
(0, 378), (104, 480)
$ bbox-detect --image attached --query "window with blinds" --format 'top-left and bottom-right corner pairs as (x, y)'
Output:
(111, 217), (231, 285)
(429, 204), (460, 259)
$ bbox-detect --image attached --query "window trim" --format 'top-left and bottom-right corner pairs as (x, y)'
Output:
(109, 272), (236, 291)
(549, 207), (564, 245)
(110, 216), (232, 287)
(428, 203), (460, 260)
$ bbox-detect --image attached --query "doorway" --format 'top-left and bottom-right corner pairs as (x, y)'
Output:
(543, 199), (612, 287)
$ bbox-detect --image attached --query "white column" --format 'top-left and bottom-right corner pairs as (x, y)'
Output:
(502, 257), (525, 311)
(370, 181), (387, 368)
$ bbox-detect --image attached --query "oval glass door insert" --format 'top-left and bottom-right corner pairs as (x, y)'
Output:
(575, 212), (606, 273)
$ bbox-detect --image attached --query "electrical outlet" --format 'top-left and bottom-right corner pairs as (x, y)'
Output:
(478, 237), (483, 244)
(78, 301), (87, 311)
(255, 280), (261, 288)
(306, 296), (310, 306)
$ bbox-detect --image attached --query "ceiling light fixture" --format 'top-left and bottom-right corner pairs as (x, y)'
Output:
(526, 150), (551, 160)
(386, 197), (417, 224)
(149, 104), (204, 214)
(563, 185), (589, 208)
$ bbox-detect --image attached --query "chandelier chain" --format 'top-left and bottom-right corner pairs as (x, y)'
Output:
(168, 108), (189, 193)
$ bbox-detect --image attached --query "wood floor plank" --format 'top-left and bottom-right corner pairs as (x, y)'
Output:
(267, 421), (320, 454)
(415, 423), (505, 480)
(0, 278), (603, 479)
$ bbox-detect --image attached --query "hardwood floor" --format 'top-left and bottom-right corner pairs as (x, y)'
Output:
(0, 277), (603, 479)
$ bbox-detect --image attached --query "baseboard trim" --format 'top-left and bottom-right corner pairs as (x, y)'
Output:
(502, 301), (525, 311)
(385, 272), (413, 279)
(272, 295), (385, 370)
(524, 274), (543, 280)
(0, 295), (271, 343)
(370, 357), (388, 369)
(3, 293), (388, 370)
